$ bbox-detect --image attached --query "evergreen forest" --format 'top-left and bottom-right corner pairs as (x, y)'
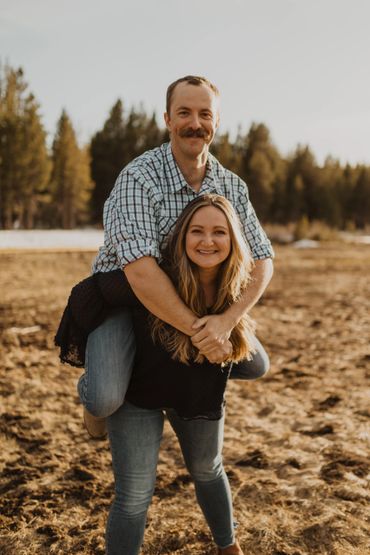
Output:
(1, 65), (369, 231)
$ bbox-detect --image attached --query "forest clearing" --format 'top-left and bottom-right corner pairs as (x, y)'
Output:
(0, 244), (369, 555)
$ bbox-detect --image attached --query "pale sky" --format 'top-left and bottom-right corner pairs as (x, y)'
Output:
(1, 0), (369, 165)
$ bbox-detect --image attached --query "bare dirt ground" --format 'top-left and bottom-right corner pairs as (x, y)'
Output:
(0, 245), (369, 555)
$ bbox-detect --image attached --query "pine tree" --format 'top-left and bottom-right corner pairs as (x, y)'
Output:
(90, 102), (164, 223)
(319, 157), (344, 228)
(351, 167), (370, 228)
(90, 100), (127, 223)
(0, 67), (22, 228)
(0, 66), (50, 228)
(285, 145), (318, 223)
(143, 112), (164, 153)
(341, 164), (358, 228)
(211, 132), (241, 175)
(269, 158), (288, 224)
(50, 110), (92, 228)
(124, 105), (163, 160)
(19, 95), (51, 227)
(239, 123), (284, 222)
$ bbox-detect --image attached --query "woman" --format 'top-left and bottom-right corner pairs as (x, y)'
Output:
(56, 194), (263, 554)
(106, 194), (257, 555)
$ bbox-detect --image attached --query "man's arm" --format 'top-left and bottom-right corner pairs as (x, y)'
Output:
(191, 258), (273, 353)
(124, 256), (197, 335)
(107, 169), (230, 360)
(124, 256), (233, 363)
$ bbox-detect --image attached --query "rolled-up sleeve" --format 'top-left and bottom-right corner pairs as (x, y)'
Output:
(104, 170), (161, 267)
(236, 184), (274, 260)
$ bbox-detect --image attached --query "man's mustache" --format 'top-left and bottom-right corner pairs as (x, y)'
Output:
(179, 128), (210, 139)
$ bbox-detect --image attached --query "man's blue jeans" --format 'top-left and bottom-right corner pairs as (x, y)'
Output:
(106, 401), (235, 554)
(77, 308), (269, 418)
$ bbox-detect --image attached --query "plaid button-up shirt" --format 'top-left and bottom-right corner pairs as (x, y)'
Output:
(92, 142), (274, 273)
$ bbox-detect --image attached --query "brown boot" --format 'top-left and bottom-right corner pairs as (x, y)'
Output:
(217, 539), (243, 554)
(83, 407), (107, 439)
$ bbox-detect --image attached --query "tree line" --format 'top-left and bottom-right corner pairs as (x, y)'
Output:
(1, 65), (369, 230)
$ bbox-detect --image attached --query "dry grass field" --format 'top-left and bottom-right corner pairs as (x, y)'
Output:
(0, 244), (369, 555)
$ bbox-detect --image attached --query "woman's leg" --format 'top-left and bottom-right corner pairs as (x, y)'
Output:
(229, 336), (270, 380)
(167, 410), (235, 549)
(106, 402), (164, 555)
(77, 308), (136, 417)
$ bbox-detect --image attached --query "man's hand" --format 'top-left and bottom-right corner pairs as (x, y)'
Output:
(191, 313), (235, 354)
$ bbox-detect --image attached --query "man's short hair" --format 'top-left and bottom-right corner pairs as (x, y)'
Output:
(166, 75), (220, 114)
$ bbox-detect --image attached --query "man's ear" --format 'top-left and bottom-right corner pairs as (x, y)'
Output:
(215, 111), (220, 129)
(164, 112), (171, 132)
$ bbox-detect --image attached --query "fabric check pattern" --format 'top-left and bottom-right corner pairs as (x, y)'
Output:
(92, 142), (274, 273)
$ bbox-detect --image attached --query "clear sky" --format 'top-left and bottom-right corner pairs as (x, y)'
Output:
(1, 0), (369, 165)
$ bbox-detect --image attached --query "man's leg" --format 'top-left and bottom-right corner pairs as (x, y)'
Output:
(77, 308), (136, 418)
(229, 336), (270, 380)
(106, 402), (164, 555)
(167, 410), (236, 550)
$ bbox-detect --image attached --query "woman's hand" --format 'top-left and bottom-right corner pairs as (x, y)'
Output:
(191, 313), (235, 361)
(199, 338), (233, 364)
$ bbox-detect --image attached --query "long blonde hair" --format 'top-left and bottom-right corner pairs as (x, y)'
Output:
(151, 194), (256, 364)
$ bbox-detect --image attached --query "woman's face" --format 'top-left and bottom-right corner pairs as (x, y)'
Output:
(185, 206), (231, 271)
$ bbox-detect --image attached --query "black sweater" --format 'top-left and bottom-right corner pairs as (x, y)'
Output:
(55, 271), (230, 419)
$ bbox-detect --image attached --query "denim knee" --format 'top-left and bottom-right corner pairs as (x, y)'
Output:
(112, 486), (154, 518)
(86, 393), (123, 418)
(255, 345), (270, 375)
(77, 375), (124, 417)
(188, 453), (224, 483)
(229, 337), (270, 380)
(246, 346), (270, 378)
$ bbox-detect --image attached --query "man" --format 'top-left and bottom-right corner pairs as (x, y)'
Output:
(80, 75), (274, 439)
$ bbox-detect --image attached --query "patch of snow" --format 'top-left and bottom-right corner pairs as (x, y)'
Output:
(293, 239), (319, 249)
(0, 229), (104, 250)
(340, 232), (370, 245)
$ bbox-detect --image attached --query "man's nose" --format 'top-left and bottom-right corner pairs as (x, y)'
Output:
(188, 113), (201, 129)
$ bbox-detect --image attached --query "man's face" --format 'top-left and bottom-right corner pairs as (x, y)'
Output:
(164, 82), (220, 159)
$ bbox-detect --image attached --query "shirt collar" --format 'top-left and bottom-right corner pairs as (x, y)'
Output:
(164, 142), (223, 195)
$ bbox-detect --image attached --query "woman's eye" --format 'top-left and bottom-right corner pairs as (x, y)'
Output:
(190, 229), (204, 235)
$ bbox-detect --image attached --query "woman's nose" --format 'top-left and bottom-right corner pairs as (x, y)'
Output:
(201, 234), (214, 246)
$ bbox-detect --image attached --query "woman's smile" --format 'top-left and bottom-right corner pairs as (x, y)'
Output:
(185, 206), (231, 270)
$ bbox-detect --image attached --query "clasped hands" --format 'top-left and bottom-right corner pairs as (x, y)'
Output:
(190, 313), (234, 364)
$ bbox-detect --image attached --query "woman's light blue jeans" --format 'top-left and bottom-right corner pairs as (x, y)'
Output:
(77, 308), (269, 418)
(106, 401), (235, 554)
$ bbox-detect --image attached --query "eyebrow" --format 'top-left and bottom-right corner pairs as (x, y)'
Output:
(176, 106), (213, 113)
(188, 223), (228, 230)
